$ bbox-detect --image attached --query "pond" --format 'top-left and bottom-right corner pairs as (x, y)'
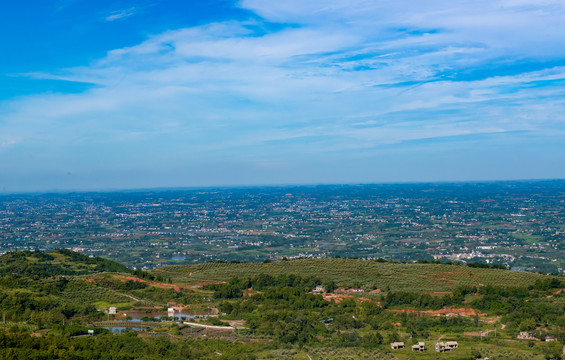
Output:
(108, 327), (142, 333)
(126, 311), (215, 321)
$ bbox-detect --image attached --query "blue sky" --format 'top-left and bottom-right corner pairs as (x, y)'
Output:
(1, 0), (565, 192)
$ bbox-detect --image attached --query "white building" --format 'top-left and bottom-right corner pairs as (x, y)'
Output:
(435, 341), (458, 352)
(412, 342), (426, 351)
(391, 342), (405, 350)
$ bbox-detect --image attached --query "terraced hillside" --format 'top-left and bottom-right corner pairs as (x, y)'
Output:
(154, 258), (553, 292)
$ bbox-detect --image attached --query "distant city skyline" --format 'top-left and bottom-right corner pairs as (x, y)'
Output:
(2, 0), (565, 192)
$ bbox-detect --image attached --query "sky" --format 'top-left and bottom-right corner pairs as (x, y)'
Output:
(1, 0), (565, 192)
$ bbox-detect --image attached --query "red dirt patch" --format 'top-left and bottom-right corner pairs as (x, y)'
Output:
(323, 293), (354, 303)
(167, 302), (195, 311)
(120, 275), (182, 292)
(358, 297), (380, 305)
(322, 293), (381, 306)
(244, 290), (262, 297)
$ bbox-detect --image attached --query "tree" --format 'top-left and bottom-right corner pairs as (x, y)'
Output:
(519, 318), (537, 332)
(542, 341), (563, 360)
(323, 280), (337, 293)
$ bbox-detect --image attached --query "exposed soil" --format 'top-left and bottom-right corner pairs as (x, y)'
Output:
(244, 289), (261, 297)
(358, 297), (380, 305)
(82, 274), (188, 292)
(120, 275), (182, 292)
(322, 293), (380, 305)
(225, 320), (247, 329)
(323, 293), (353, 303)
(77, 278), (95, 283)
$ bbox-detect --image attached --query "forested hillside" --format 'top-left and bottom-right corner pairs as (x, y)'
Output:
(0, 249), (129, 277)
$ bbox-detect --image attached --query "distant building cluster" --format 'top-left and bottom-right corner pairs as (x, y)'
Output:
(0, 183), (563, 273)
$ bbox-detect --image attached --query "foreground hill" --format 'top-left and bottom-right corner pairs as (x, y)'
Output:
(154, 258), (552, 292)
(0, 249), (129, 277)
(0, 250), (563, 359)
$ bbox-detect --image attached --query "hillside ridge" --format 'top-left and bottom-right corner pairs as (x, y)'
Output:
(154, 257), (558, 292)
(0, 249), (130, 277)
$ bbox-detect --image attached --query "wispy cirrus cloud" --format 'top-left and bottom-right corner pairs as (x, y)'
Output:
(0, 138), (19, 149)
(105, 6), (138, 21)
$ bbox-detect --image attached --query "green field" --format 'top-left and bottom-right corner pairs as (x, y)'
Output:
(154, 258), (551, 292)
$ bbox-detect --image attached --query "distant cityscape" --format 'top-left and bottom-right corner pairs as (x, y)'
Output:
(1, 180), (563, 273)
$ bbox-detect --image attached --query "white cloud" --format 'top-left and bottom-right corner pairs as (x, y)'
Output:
(0, 138), (19, 149)
(2, 0), (565, 188)
(105, 7), (137, 21)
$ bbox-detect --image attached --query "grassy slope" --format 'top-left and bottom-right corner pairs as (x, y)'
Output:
(0, 249), (129, 276)
(154, 258), (553, 292)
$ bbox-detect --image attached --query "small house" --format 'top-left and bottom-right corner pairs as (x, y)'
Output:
(390, 342), (405, 350)
(312, 285), (325, 294)
(517, 331), (537, 340)
(435, 341), (458, 352)
(411, 342), (426, 351)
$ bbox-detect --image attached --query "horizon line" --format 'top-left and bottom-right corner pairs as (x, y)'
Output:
(1, 177), (564, 196)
